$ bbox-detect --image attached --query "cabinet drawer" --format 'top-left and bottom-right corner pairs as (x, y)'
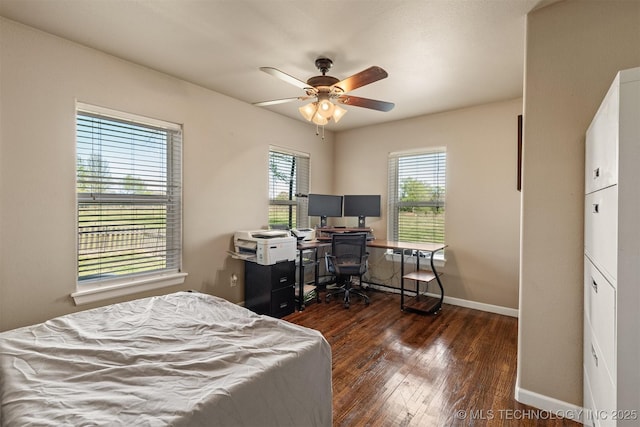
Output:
(271, 286), (294, 318)
(585, 82), (619, 194)
(584, 257), (616, 377)
(270, 260), (295, 290)
(585, 186), (618, 281)
(584, 330), (616, 427)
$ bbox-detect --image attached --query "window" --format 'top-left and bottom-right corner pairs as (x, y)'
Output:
(268, 148), (309, 229)
(73, 103), (185, 304)
(388, 148), (446, 243)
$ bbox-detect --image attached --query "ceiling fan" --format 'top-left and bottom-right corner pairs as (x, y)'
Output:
(253, 57), (394, 127)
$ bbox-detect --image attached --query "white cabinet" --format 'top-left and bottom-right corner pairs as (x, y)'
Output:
(583, 67), (640, 427)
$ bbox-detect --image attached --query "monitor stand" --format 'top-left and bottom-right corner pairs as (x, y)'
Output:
(358, 216), (366, 228)
(319, 216), (328, 228)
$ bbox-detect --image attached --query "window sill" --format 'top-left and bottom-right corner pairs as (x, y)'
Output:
(71, 272), (188, 306)
(384, 251), (446, 269)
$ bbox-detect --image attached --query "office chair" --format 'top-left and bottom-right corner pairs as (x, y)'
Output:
(325, 232), (370, 308)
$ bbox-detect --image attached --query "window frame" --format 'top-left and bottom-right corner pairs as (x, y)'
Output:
(72, 103), (186, 305)
(387, 147), (447, 262)
(268, 146), (310, 229)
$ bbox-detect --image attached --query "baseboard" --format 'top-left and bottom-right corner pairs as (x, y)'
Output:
(437, 293), (519, 318)
(367, 283), (519, 318)
(515, 382), (586, 424)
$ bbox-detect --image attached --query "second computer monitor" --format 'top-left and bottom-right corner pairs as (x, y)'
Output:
(343, 195), (381, 228)
(308, 194), (343, 227)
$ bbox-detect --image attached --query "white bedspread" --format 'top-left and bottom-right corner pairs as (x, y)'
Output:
(0, 292), (332, 426)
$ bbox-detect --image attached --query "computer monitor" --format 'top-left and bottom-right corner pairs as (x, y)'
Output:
(308, 194), (343, 227)
(343, 195), (381, 228)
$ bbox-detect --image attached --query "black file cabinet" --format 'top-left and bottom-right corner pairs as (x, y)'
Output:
(245, 260), (295, 318)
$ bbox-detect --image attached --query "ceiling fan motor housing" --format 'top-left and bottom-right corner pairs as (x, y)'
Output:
(309, 57), (340, 91)
(315, 57), (333, 74)
(307, 75), (340, 88)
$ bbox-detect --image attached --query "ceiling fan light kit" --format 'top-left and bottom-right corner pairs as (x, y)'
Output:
(316, 94), (335, 119)
(254, 57), (394, 137)
(298, 102), (317, 121)
(330, 104), (347, 123)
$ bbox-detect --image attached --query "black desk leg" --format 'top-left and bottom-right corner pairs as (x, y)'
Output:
(400, 250), (405, 310)
(314, 247), (321, 303)
(429, 249), (445, 314)
(298, 248), (305, 311)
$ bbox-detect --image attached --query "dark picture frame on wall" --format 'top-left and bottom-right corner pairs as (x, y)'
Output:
(517, 114), (523, 191)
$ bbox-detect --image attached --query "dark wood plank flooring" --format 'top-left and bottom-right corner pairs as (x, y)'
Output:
(284, 290), (581, 427)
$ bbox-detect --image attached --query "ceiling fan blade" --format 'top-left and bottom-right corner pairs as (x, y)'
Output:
(336, 95), (395, 112)
(332, 66), (388, 93)
(259, 67), (310, 90)
(253, 96), (312, 107)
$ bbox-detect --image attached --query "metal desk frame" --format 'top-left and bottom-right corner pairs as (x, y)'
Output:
(296, 240), (330, 310)
(366, 240), (447, 315)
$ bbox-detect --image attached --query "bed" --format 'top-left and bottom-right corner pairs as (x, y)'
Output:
(0, 291), (332, 426)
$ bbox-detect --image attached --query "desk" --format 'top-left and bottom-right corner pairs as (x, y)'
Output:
(366, 240), (447, 315)
(296, 239), (446, 314)
(297, 228), (369, 310)
(296, 240), (330, 310)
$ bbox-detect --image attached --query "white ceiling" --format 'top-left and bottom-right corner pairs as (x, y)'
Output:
(0, 0), (554, 131)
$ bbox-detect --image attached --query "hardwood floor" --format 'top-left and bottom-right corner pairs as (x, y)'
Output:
(284, 290), (581, 427)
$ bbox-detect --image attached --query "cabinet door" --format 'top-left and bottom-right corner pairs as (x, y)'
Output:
(585, 82), (619, 194)
(584, 257), (616, 379)
(583, 366), (597, 427)
(584, 186), (618, 282)
(584, 330), (617, 427)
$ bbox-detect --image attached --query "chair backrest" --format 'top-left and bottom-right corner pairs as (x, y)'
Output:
(331, 232), (367, 266)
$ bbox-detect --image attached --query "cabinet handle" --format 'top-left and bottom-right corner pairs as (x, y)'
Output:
(591, 278), (598, 293)
(279, 277), (288, 283)
(593, 167), (600, 179)
(279, 301), (289, 309)
(592, 203), (599, 214)
(591, 345), (598, 367)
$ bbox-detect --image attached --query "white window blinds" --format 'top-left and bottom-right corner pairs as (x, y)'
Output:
(268, 148), (310, 229)
(388, 148), (446, 243)
(76, 105), (182, 283)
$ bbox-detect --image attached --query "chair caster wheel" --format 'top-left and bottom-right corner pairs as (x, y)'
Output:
(344, 303), (350, 309)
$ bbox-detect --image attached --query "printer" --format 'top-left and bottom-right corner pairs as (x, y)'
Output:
(233, 230), (297, 265)
(291, 228), (315, 242)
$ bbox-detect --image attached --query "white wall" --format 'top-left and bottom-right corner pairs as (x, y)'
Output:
(0, 18), (335, 331)
(518, 0), (640, 408)
(334, 99), (523, 310)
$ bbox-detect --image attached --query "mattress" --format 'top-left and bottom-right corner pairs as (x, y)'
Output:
(0, 291), (332, 426)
